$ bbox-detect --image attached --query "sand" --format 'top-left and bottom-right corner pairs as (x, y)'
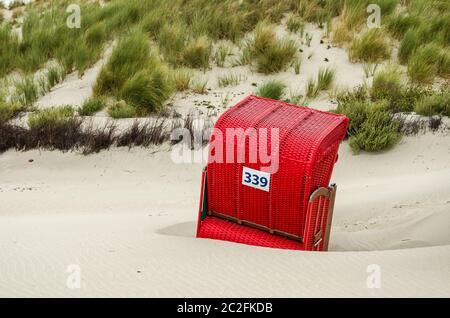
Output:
(0, 132), (449, 297)
(1, 21), (449, 297)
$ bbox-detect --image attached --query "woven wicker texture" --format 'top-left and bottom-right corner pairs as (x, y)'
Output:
(197, 95), (348, 251)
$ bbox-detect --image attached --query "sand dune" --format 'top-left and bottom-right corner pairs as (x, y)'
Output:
(0, 132), (449, 297)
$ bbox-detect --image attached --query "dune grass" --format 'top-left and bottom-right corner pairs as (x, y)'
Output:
(349, 29), (391, 63)
(306, 78), (318, 98)
(386, 14), (420, 40)
(28, 106), (75, 130)
(94, 29), (173, 115)
(317, 67), (335, 91)
(107, 100), (137, 119)
(94, 30), (152, 96)
(292, 57), (302, 75)
(398, 29), (420, 64)
(173, 69), (192, 92)
(191, 78), (208, 94)
(13, 76), (39, 107)
(181, 36), (212, 70)
(371, 66), (402, 101)
(8, 0), (25, 10)
(247, 22), (298, 74)
(305, 67), (335, 98)
(119, 69), (173, 113)
(78, 98), (106, 116)
(255, 80), (286, 100)
(414, 89), (450, 116)
(407, 43), (441, 84)
(217, 73), (244, 88)
(0, 101), (23, 124)
(46, 65), (65, 89)
(214, 41), (233, 67)
(286, 13), (304, 34)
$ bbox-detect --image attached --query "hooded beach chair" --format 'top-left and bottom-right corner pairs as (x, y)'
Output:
(196, 96), (348, 251)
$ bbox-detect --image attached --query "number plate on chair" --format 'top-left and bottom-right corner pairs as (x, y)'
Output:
(242, 167), (271, 192)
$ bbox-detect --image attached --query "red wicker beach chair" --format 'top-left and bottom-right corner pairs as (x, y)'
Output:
(196, 96), (348, 251)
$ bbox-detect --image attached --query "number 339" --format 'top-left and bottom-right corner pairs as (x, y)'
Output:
(243, 172), (268, 188)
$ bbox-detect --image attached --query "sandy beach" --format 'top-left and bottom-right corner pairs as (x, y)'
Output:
(1, 0), (449, 298)
(1, 132), (449, 297)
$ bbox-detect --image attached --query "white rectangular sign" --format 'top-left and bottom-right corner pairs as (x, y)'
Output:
(242, 166), (271, 192)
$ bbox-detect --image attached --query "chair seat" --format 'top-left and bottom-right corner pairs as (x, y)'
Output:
(197, 216), (304, 250)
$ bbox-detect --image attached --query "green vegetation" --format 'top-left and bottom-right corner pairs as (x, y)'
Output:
(214, 42), (233, 67)
(119, 69), (173, 113)
(386, 14), (420, 40)
(28, 106), (75, 130)
(13, 76), (39, 107)
(398, 29), (419, 64)
(292, 57), (302, 75)
(107, 100), (137, 119)
(305, 67), (335, 98)
(414, 89), (450, 116)
(407, 43), (442, 84)
(8, 1), (25, 10)
(305, 78), (317, 98)
(317, 67), (335, 92)
(0, 102), (23, 124)
(349, 29), (390, 63)
(371, 66), (402, 101)
(286, 13), (304, 34)
(247, 22), (298, 74)
(255, 80), (286, 100)
(217, 73), (243, 87)
(173, 69), (192, 92)
(78, 98), (106, 116)
(191, 78), (208, 94)
(349, 107), (400, 154)
(181, 36), (212, 70)
(94, 30), (172, 114)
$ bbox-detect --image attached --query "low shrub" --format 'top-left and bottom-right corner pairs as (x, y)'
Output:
(349, 108), (400, 154)
(335, 100), (370, 137)
(414, 90), (450, 116)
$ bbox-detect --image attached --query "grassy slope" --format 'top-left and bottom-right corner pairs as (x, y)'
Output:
(0, 0), (449, 154)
